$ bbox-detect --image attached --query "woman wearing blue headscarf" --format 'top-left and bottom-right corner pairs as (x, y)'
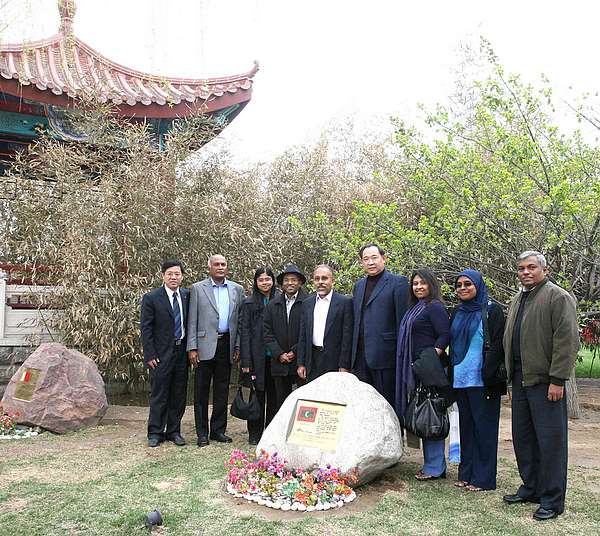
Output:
(449, 269), (506, 491)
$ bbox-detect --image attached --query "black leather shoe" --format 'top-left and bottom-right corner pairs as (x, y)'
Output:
(210, 432), (232, 443)
(533, 507), (559, 521)
(197, 435), (209, 447)
(148, 437), (161, 448)
(248, 437), (260, 446)
(167, 434), (186, 446)
(503, 493), (540, 505)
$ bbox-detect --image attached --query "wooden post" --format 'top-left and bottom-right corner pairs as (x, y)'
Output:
(0, 277), (6, 341)
(566, 367), (580, 419)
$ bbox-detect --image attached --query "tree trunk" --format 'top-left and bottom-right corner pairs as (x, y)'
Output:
(566, 367), (580, 419)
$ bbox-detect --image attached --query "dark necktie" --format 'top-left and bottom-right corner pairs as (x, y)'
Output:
(173, 292), (182, 340)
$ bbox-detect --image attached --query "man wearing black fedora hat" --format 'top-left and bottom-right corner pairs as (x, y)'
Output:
(263, 264), (308, 414)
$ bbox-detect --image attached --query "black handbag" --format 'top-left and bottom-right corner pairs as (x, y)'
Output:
(230, 376), (261, 421)
(412, 347), (450, 388)
(403, 385), (450, 440)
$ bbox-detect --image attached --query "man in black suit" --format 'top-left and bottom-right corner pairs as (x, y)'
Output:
(140, 259), (189, 447)
(297, 265), (353, 382)
(350, 243), (409, 407)
(263, 264), (308, 414)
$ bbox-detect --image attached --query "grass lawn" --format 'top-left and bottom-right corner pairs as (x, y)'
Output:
(1, 421), (599, 536)
(576, 348), (600, 378)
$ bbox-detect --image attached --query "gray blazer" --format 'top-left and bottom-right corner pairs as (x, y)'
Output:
(186, 277), (244, 363)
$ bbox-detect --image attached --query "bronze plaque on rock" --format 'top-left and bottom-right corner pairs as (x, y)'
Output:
(13, 368), (42, 401)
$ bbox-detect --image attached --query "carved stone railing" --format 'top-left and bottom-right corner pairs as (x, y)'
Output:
(0, 278), (60, 346)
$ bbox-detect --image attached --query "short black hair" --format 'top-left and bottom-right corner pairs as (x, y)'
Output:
(359, 243), (385, 258)
(408, 268), (442, 307)
(161, 259), (185, 274)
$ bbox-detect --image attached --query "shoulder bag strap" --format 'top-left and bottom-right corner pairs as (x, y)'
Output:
(481, 302), (491, 351)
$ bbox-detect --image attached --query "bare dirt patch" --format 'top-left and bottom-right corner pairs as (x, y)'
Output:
(152, 476), (190, 492)
(2, 497), (28, 513)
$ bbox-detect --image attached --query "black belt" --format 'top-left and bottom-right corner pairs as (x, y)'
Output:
(217, 332), (229, 339)
(174, 339), (183, 346)
(312, 345), (323, 351)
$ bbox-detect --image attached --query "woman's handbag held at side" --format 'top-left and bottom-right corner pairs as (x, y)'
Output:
(403, 385), (450, 441)
(230, 374), (261, 421)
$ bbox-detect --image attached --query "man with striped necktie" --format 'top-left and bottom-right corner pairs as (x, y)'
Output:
(141, 260), (190, 447)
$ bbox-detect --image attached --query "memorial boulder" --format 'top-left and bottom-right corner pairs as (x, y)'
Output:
(1, 343), (108, 433)
(257, 372), (402, 486)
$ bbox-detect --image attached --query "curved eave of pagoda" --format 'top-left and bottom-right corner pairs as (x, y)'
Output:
(0, 77), (253, 119)
(0, 33), (257, 119)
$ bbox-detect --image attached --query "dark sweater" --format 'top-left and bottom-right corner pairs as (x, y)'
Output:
(411, 299), (450, 359)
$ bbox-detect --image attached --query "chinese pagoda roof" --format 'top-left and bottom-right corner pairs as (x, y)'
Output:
(0, 0), (257, 119)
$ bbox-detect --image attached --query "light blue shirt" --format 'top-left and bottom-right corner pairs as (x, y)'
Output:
(453, 321), (484, 388)
(212, 278), (230, 333)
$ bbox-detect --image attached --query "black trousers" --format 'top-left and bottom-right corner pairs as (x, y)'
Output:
(147, 343), (188, 439)
(511, 368), (568, 513)
(353, 349), (395, 408)
(455, 387), (501, 490)
(193, 335), (231, 437)
(271, 374), (296, 416)
(307, 347), (337, 382)
(247, 357), (278, 441)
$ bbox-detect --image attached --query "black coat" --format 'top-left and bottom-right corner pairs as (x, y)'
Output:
(449, 300), (507, 399)
(239, 290), (280, 391)
(140, 286), (190, 365)
(263, 289), (308, 377)
(297, 291), (354, 377)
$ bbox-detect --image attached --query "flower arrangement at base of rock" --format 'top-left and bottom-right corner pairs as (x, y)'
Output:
(0, 404), (39, 440)
(225, 449), (358, 511)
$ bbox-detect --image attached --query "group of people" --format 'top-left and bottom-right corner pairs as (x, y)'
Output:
(140, 246), (578, 522)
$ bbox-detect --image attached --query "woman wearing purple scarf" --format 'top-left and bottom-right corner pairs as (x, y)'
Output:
(396, 269), (450, 481)
(449, 269), (506, 491)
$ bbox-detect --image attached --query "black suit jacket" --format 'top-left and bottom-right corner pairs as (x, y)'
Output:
(263, 289), (308, 377)
(140, 286), (190, 365)
(297, 291), (353, 377)
(351, 270), (409, 370)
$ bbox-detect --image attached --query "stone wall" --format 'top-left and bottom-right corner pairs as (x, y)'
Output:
(0, 345), (32, 397)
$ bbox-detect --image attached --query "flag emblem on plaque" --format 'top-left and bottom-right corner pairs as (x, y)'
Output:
(297, 406), (318, 422)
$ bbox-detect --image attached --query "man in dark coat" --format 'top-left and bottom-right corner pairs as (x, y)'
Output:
(350, 243), (409, 407)
(263, 264), (308, 414)
(297, 265), (353, 382)
(140, 259), (189, 447)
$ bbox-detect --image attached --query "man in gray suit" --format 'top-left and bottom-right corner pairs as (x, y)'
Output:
(187, 254), (244, 447)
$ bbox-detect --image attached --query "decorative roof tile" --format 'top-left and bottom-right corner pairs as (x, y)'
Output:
(0, 1), (257, 119)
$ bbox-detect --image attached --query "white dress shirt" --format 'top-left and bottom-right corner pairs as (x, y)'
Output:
(312, 290), (333, 347)
(164, 285), (185, 338)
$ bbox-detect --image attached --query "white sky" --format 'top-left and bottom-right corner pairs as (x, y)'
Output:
(2, 0), (600, 163)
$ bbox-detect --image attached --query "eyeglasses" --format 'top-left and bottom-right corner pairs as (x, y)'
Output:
(455, 281), (474, 289)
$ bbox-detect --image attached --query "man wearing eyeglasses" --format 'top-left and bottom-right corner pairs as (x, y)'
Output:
(141, 259), (190, 448)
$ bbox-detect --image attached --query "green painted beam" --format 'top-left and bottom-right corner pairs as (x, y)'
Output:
(0, 110), (50, 139)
